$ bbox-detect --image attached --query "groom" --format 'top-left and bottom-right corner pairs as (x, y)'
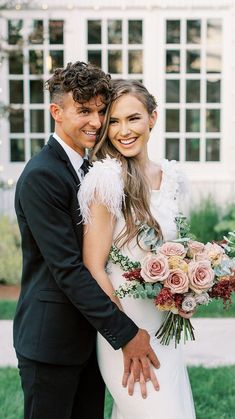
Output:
(14, 61), (159, 419)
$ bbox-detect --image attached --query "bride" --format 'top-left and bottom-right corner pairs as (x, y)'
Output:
(78, 79), (196, 418)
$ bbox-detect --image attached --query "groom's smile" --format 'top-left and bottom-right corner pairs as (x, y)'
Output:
(50, 92), (106, 156)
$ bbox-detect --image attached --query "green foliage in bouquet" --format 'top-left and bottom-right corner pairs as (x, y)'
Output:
(0, 216), (22, 285)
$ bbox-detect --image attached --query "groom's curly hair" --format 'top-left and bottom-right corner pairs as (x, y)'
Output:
(45, 61), (113, 105)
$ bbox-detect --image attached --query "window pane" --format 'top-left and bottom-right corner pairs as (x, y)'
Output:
(207, 19), (222, 44)
(166, 80), (180, 103)
(8, 19), (23, 45)
(10, 138), (25, 162)
(186, 138), (200, 161)
(88, 20), (101, 44)
(186, 109), (200, 132)
(186, 80), (200, 103)
(206, 109), (220, 132)
(30, 110), (44, 132)
(49, 20), (64, 44)
(30, 80), (44, 103)
(166, 50), (180, 73)
(29, 50), (44, 74)
(108, 20), (122, 44)
(49, 50), (64, 73)
(206, 50), (221, 73)
(128, 50), (143, 74)
(29, 20), (43, 44)
(165, 138), (179, 160)
(166, 20), (180, 44)
(88, 50), (102, 68)
(187, 20), (201, 44)
(165, 109), (179, 132)
(9, 51), (23, 74)
(10, 110), (24, 133)
(206, 138), (220, 161)
(186, 50), (201, 73)
(9, 80), (24, 104)
(108, 50), (122, 73)
(30, 138), (45, 157)
(207, 79), (220, 103)
(128, 20), (142, 44)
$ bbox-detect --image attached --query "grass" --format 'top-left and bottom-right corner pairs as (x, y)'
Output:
(0, 300), (17, 319)
(188, 366), (235, 419)
(1, 366), (235, 419)
(1, 296), (235, 320)
(0, 368), (23, 419)
(194, 293), (235, 318)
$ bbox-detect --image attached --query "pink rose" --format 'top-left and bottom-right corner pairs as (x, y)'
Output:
(164, 269), (189, 294)
(141, 253), (169, 283)
(188, 260), (215, 293)
(159, 242), (186, 258)
(187, 240), (205, 258)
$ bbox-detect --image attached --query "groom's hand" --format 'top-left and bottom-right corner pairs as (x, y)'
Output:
(121, 329), (160, 392)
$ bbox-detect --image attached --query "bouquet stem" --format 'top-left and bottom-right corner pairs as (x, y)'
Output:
(155, 312), (195, 348)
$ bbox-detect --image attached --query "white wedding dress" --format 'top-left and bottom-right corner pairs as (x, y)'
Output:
(79, 157), (196, 419)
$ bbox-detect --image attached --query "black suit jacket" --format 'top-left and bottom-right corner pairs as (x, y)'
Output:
(14, 135), (138, 365)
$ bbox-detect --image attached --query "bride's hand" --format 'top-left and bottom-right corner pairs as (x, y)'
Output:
(122, 329), (160, 387)
(127, 360), (160, 399)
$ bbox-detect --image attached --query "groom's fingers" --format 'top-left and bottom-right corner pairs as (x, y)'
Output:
(150, 364), (160, 391)
(147, 349), (160, 369)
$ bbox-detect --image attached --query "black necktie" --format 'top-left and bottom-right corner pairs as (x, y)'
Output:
(80, 158), (90, 177)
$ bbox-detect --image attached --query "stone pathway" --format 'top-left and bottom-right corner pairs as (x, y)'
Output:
(1, 318), (235, 368)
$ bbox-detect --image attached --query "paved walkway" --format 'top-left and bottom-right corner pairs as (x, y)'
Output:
(1, 319), (235, 368)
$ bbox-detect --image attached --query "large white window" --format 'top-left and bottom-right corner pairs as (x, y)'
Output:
(86, 19), (143, 79)
(7, 18), (65, 162)
(164, 18), (222, 163)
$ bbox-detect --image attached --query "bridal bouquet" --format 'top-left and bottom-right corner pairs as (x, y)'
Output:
(110, 217), (235, 347)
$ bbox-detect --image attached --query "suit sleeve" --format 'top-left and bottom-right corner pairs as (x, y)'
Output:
(19, 167), (138, 349)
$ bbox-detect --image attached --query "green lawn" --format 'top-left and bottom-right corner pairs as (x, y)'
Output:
(0, 300), (17, 320)
(1, 366), (235, 418)
(0, 295), (234, 320)
(194, 293), (235, 318)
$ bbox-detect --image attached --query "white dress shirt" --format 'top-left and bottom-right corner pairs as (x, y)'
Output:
(53, 132), (84, 181)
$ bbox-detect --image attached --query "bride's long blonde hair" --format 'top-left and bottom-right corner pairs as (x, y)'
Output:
(92, 79), (162, 247)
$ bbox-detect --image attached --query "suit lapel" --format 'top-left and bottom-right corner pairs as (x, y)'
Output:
(47, 135), (81, 187)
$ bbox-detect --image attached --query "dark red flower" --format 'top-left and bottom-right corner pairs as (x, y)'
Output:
(209, 278), (235, 308)
(123, 268), (142, 282)
(174, 293), (184, 309)
(155, 288), (174, 307)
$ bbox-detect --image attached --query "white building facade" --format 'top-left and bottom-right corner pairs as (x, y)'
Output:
(0, 0), (235, 207)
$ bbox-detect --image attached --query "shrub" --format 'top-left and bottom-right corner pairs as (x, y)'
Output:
(0, 216), (22, 285)
(214, 203), (235, 237)
(189, 196), (222, 243)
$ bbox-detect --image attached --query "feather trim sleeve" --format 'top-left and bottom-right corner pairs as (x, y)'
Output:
(78, 157), (124, 224)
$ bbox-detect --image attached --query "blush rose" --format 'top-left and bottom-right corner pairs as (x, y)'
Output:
(141, 253), (169, 283)
(188, 260), (214, 293)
